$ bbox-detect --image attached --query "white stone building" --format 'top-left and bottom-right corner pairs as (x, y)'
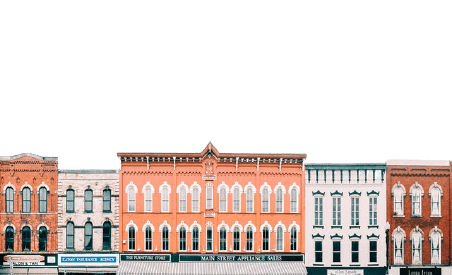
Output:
(58, 170), (119, 274)
(305, 164), (387, 275)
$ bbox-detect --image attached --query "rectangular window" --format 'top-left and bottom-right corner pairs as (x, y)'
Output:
(369, 197), (377, 225)
(179, 189), (187, 212)
(6, 188), (14, 213)
(351, 241), (359, 262)
(219, 229), (227, 251)
(333, 197), (341, 226)
(234, 229), (241, 251)
(206, 186), (213, 210)
(314, 197), (323, 226)
(333, 241), (341, 262)
(22, 188), (31, 213)
(145, 228), (152, 251)
(351, 197), (359, 226)
(370, 240), (377, 262)
(206, 227), (213, 252)
(315, 241), (323, 263)
(192, 228), (199, 251)
(276, 189), (283, 213)
(103, 189), (111, 212)
(161, 188), (169, 212)
(246, 189), (254, 213)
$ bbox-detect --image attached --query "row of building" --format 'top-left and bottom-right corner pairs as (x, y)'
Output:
(0, 143), (450, 275)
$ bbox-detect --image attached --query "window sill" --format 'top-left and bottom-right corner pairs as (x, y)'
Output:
(430, 215), (442, 218)
(368, 264), (379, 266)
(66, 211), (75, 213)
(368, 226), (379, 229)
(313, 226), (324, 229)
(85, 211), (93, 213)
(350, 264), (361, 266)
(393, 215), (405, 218)
(411, 215), (422, 218)
(103, 210), (112, 213)
(313, 263), (324, 266)
(350, 226), (360, 229)
(331, 226), (342, 229)
(331, 264), (342, 266)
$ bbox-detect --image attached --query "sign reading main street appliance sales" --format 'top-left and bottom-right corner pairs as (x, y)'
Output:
(179, 254), (304, 262)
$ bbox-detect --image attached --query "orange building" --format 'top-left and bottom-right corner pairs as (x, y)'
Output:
(0, 153), (59, 274)
(116, 143), (307, 275)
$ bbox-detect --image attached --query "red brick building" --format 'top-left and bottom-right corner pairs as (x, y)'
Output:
(116, 143), (307, 275)
(0, 153), (59, 274)
(386, 160), (451, 275)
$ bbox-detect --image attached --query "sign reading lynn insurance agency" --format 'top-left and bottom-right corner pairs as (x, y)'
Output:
(58, 254), (119, 267)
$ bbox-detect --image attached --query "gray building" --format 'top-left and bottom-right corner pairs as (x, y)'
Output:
(57, 170), (119, 275)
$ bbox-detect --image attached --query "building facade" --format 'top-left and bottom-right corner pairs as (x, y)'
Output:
(116, 143), (307, 275)
(305, 164), (387, 275)
(0, 153), (59, 274)
(57, 170), (119, 275)
(386, 160), (451, 275)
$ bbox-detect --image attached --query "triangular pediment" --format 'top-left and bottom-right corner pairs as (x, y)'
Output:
(200, 142), (220, 159)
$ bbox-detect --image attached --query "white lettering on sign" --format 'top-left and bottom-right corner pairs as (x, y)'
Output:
(327, 270), (364, 275)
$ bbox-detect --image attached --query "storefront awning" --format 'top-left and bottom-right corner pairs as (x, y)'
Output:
(117, 262), (307, 275)
(0, 267), (58, 274)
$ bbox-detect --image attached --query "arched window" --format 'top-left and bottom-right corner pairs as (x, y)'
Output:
(246, 188), (254, 213)
(206, 226), (213, 252)
(103, 222), (111, 250)
(430, 185), (441, 216)
(262, 227), (270, 251)
(85, 222), (93, 250)
(276, 227), (284, 251)
(290, 227), (297, 251)
(431, 229), (441, 264)
(5, 226), (14, 251)
(219, 227), (227, 252)
(145, 226), (152, 251)
(161, 187), (169, 212)
(246, 227), (253, 251)
(179, 187), (187, 212)
(39, 227), (47, 251)
(145, 187), (152, 212)
(394, 231), (404, 264)
(22, 187), (31, 213)
(66, 222), (74, 249)
(393, 182), (405, 216)
(219, 188), (227, 212)
(103, 189), (111, 212)
(411, 186), (422, 217)
(233, 187), (241, 212)
(276, 188), (283, 213)
(290, 188), (298, 213)
(412, 229), (423, 265)
(128, 225), (136, 251)
(85, 189), (93, 213)
(66, 189), (75, 213)
(39, 187), (47, 213)
(6, 187), (14, 213)
(262, 188), (269, 213)
(162, 226), (169, 251)
(192, 187), (200, 212)
(128, 186), (136, 212)
(22, 226), (31, 251)
(233, 227), (241, 251)
(192, 227), (199, 251)
(179, 227), (187, 251)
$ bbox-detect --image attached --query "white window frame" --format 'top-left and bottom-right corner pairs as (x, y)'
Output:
(288, 222), (299, 252)
(289, 183), (299, 213)
(218, 183), (229, 213)
(332, 239), (341, 263)
(350, 196), (359, 226)
(245, 183), (255, 213)
(429, 183), (443, 217)
(244, 222), (256, 252)
(369, 238), (378, 263)
(411, 228), (423, 265)
(232, 186), (241, 212)
(206, 184), (213, 210)
(177, 183), (188, 213)
(159, 221), (171, 252)
(392, 182), (406, 217)
(160, 182), (171, 213)
(430, 227), (442, 265)
(260, 183), (271, 213)
(332, 196), (342, 226)
(393, 227), (405, 265)
(206, 225), (213, 252)
(260, 223), (271, 252)
(369, 196), (378, 226)
(125, 182), (138, 213)
(190, 183), (201, 213)
(314, 195), (323, 226)
(410, 182), (423, 217)
(274, 183), (286, 213)
(142, 183), (154, 213)
(350, 239), (360, 263)
(191, 226), (201, 252)
(275, 226), (284, 252)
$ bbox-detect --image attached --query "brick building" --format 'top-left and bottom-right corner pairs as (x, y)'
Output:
(57, 170), (120, 275)
(0, 153), (59, 274)
(386, 160), (451, 275)
(116, 143), (307, 275)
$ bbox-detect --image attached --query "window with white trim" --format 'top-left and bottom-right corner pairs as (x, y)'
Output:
(315, 240), (323, 263)
(332, 197), (341, 226)
(246, 188), (254, 213)
(430, 184), (441, 216)
(233, 187), (240, 212)
(393, 183), (404, 216)
(192, 227), (199, 251)
(127, 186), (135, 212)
(290, 227), (297, 251)
(262, 188), (269, 213)
(411, 229), (422, 265)
(206, 185), (213, 210)
(314, 196), (323, 226)
(290, 188), (297, 213)
(351, 197), (359, 226)
(192, 187), (200, 212)
(145, 227), (152, 251)
(411, 185), (422, 217)
(179, 227), (187, 251)
(219, 188), (227, 212)
(276, 188), (283, 213)
(219, 227), (227, 252)
(394, 231), (404, 265)
(162, 226), (169, 251)
(431, 229), (441, 264)
(262, 226), (269, 251)
(233, 227), (241, 251)
(5, 187), (14, 213)
(179, 187), (187, 212)
(128, 225), (135, 251)
(369, 197), (377, 226)
(144, 187), (152, 212)
(276, 227), (284, 251)
(161, 187), (169, 212)
(246, 227), (253, 251)
(332, 240), (341, 262)
(351, 240), (359, 263)
(22, 187), (31, 213)
(369, 240), (377, 263)
(206, 226), (213, 252)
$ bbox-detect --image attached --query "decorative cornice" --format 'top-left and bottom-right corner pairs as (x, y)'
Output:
(349, 190), (361, 196)
(367, 190), (380, 196)
(367, 234), (380, 239)
(312, 190), (325, 196)
(349, 234), (361, 239)
(312, 233), (325, 239)
(330, 234), (343, 239)
(330, 190), (343, 196)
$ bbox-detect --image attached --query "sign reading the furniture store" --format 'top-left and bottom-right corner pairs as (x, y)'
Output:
(180, 254), (304, 262)
(121, 254), (171, 262)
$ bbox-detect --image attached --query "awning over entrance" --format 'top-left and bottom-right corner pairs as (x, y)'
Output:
(117, 262), (307, 275)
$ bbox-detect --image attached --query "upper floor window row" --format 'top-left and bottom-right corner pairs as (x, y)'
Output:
(5, 184), (49, 214)
(392, 181), (442, 217)
(125, 181), (300, 213)
(65, 187), (112, 213)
